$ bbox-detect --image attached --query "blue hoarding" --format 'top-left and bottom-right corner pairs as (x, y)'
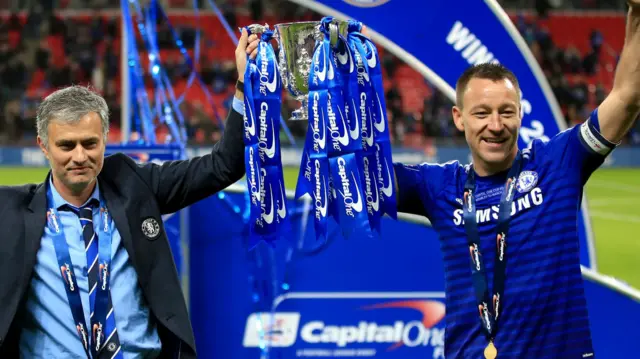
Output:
(188, 188), (640, 359)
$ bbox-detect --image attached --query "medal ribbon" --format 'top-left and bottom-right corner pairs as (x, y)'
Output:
(46, 188), (114, 359)
(463, 152), (523, 343)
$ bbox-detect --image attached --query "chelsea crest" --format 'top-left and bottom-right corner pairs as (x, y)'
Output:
(516, 171), (538, 193)
(142, 217), (160, 239)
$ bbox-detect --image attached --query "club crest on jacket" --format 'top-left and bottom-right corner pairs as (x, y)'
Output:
(141, 217), (160, 239)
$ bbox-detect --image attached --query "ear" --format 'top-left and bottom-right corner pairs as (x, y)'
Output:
(452, 106), (465, 132)
(37, 136), (49, 160)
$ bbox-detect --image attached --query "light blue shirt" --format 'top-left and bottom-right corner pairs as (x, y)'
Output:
(232, 96), (244, 115)
(20, 179), (161, 358)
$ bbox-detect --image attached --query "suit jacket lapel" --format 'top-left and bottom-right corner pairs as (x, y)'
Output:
(98, 177), (142, 279)
(98, 176), (196, 352)
(24, 181), (48, 285)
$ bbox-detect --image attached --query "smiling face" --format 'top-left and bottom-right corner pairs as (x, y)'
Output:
(453, 76), (521, 176)
(37, 112), (105, 195)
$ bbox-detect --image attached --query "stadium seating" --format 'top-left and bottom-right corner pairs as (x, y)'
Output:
(0, 9), (625, 145)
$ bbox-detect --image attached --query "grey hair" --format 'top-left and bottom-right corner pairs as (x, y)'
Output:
(36, 85), (110, 147)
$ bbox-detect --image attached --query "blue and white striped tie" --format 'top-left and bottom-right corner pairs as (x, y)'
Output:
(78, 201), (123, 359)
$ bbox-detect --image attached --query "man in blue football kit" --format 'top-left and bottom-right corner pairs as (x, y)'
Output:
(393, 3), (640, 358)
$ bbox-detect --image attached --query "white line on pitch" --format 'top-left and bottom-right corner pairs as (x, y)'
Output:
(588, 180), (640, 194)
(590, 211), (640, 224)
(588, 199), (638, 206)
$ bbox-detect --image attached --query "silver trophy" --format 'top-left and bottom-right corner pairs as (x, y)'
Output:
(275, 20), (349, 121)
(248, 20), (349, 121)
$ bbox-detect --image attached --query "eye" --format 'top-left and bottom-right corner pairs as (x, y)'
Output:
(474, 112), (489, 118)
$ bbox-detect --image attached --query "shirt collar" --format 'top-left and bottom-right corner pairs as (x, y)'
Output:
(48, 176), (101, 210)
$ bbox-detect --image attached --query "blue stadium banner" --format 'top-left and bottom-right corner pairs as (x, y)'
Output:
(290, 0), (597, 269)
(243, 293), (447, 358)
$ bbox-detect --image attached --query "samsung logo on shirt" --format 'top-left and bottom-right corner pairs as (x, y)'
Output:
(452, 187), (544, 226)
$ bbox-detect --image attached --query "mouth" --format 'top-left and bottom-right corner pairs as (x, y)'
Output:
(482, 137), (508, 148)
(69, 167), (90, 173)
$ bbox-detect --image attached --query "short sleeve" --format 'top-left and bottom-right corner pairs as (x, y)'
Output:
(535, 107), (618, 185)
(393, 161), (458, 219)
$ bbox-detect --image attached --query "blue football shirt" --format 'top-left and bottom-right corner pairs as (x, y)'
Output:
(394, 108), (616, 358)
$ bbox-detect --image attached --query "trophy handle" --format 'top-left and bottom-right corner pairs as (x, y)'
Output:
(329, 20), (351, 49)
(329, 23), (340, 49)
(246, 23), (269, 35)
(273, 26), (289, 93)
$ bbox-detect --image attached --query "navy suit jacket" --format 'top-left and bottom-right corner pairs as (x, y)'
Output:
(0, 109), (245, 358)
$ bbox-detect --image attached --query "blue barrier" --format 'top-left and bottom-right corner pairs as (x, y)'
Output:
(189, 186), (640, 359)
(2, 145), (640, 168)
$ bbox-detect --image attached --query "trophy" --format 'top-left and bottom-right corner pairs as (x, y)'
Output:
(243, 17), (396, 245)
(248, 20), (350, 121)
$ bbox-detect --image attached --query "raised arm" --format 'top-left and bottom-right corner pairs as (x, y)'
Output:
(392, 161), (455, 218)
(596, 2), (640, 143)
(130, 30), (260, 214)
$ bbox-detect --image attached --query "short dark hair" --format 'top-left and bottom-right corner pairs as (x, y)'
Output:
(455, 63), (520, 108)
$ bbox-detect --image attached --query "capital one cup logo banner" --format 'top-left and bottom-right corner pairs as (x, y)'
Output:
(289, 0), (597, 269)
(243, 294), (447, 358)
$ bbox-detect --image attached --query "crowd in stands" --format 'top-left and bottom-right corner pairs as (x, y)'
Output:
(0, 0), (638, 148)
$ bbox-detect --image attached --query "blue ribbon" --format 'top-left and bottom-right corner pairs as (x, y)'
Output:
(205, 0), (239, 47)
(464, 152), (523, 340)
(244, 60), (263, 243)
(243, 28), (288, 248)
(174, 0), (202, 106)
(145, 0), (188, 144)
(241, 29), (291, 355)
(154, 3), (226, 129)
(295, 17), (374, 241)
(295, 20), (332, 243)
(121, 0), (156, 143)
(130, 0), (183, 144)
(339, 21), (383, 234)
(46, 190), (114, 358)
(351, 31), (398, 220)
(320, 17), (371, 241)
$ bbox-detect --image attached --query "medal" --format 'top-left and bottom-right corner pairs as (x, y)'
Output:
(484, 341), (497, 359)
(464, 154), (522, 359)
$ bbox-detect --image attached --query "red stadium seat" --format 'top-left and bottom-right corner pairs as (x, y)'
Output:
(3, 9), (624, 143)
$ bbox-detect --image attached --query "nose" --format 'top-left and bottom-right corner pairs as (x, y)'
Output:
(487, 112), (504, 132)
(71, 144), (88, 163)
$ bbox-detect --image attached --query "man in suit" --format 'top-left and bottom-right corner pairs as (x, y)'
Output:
(0, 29), (260, 358)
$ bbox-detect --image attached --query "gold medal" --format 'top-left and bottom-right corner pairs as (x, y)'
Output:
(484, 341), (498, 359)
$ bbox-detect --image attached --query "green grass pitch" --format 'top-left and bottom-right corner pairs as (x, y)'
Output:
(2, 165), (638, 289)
